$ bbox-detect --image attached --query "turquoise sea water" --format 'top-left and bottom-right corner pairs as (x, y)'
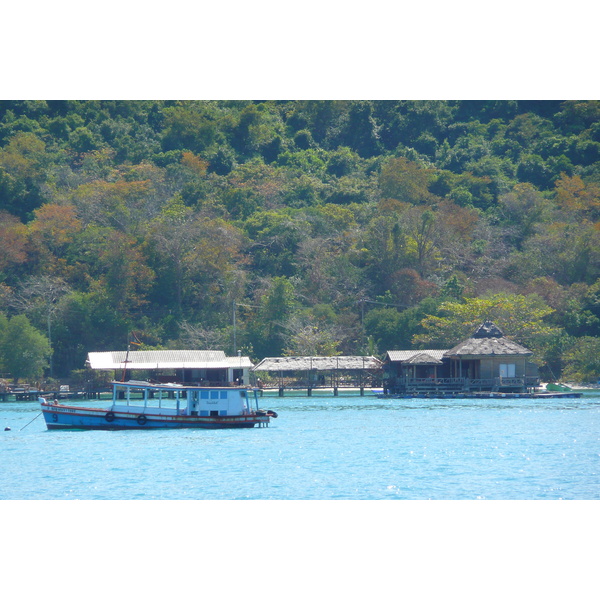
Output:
(3, 391), (598, 599)
(1, 390), (599, 500)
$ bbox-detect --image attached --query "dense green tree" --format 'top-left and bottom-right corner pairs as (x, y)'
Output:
(329, 101), (381, 158)
(231, 103), (283, 158)
(361, 209), (410, 294)
(9, 275), (71, 376)
(414, 293), (558, 351)
(243, 209), (308, 277)
(364, 307), (404, 351)
(0, 314), (51, 382)
(247, 276), (297, 357)
(497, 183), (553, 250)
(161, 103), (219, 154)
(562, 336), (600, 382)
(0, 132), (48, 219)
(0, 312), (8, 373)
(145, 195), (197, 314)
(516, 221), (600, 285)
(0, 100), (598, 380)
(97, 231), (155, 315)
(364, 296), (444, 351)
(379, 157), (439, 205)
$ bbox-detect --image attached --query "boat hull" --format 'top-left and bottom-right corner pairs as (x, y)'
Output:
(41, 404), (270, 430)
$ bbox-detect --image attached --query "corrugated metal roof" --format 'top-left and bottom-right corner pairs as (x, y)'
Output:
(403, 352), (444, 365)
(386, 350), (449, 362)
(252, 356), (382, 371)
(87, 350), (254, 370)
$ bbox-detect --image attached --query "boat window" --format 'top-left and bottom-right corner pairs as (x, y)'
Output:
(200, 390), (209, 399)
(240, 391), (246, 398)
(220, 391), (228, 399)
(210, 391), (219, 399)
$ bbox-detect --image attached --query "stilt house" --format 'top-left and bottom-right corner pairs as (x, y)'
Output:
(383, 321), (540, 395)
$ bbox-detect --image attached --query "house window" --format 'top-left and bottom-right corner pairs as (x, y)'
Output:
(499, 364), (515, 377)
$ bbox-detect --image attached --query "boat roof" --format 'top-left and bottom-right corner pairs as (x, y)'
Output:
(87, 350), (254, 370)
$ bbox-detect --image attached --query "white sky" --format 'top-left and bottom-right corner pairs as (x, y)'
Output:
(4, 1), (599, 100)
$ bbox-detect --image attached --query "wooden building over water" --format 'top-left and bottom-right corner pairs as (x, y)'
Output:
(383, 321), (540, 396)
(252, 355), (383, 395)
(86, 350), (253, 386)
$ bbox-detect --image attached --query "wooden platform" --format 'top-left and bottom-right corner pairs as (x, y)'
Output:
(260, 385), (374, 397)
(378, 391), (583, 399)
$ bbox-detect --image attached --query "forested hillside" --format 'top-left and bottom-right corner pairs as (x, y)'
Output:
(1, 100), (600, 382)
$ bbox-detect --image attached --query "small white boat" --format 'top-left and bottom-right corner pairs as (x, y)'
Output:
(40, 380), (277, 430)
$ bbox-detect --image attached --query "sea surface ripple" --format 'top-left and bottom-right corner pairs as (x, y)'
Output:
(2, 391), (599, 500)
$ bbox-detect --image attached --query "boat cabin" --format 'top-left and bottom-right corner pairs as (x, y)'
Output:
(111, 381), (257, 417)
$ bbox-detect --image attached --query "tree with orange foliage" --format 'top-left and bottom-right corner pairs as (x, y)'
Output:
(70, 179), (154, 234)
(180, 151), (208, 177)
(554, 173), (600, 220)
(27, 203), (83, 276)
(379, 157), (440, 205)
(0, 211), (28, 277)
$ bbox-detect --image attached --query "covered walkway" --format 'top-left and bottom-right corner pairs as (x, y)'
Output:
(252, 355), (383, 396)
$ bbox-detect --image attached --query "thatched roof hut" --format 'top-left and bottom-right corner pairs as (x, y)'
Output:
(445, 321), (533, 357)
(382, 321), (540, 394)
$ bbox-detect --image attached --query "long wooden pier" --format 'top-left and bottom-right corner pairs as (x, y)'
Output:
(259, 384), (378, 397)
(0, 389), (47, 402)
(0, 388), (109, 402)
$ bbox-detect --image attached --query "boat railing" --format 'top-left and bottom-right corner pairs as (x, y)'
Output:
(111, 404), (182, 416)
(147, 379), (251, 388)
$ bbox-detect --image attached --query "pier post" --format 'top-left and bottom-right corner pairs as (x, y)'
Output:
(333, 387), (338, 396)
(360, 386), (364, 396)
(278, 387), (284, 397)
(307, 386), (312, 397)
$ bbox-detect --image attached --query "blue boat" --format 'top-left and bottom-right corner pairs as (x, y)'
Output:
(39, 380), (277, 430)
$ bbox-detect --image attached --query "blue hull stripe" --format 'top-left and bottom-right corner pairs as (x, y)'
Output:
(42, 409), (267, 430)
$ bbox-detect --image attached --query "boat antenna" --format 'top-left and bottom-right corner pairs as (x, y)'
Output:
(121, 331), (142, 382)
(121, 341), (131, 382)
